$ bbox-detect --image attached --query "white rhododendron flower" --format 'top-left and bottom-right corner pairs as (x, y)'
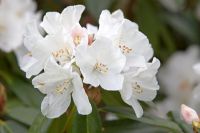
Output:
(23, 5), (88, 78)
(32, 58), (92, 118)
(75, 37), (126, 90)
(97, 10), (153, 70)
(22, 5), (160, 118)
(120, 58), (160, 118)
(0, 0), (39, 52)
(152, 46), (200, 118)
(181, 104), (200, 124)
(40, 5), (88, 47)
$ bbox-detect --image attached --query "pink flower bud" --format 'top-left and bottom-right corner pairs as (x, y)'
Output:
(181, 104), (200, 124)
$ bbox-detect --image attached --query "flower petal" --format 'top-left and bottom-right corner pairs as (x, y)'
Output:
(99, 74), (124, 90)
(132, 89), (157, 101)
(61, 5), (85, 31)
(125, 97), (143, 118)
(72, 73), (92, 115)
(120, 83), (132, 100)
(41, 92), (71, 118)
(40, 12), (62, 34)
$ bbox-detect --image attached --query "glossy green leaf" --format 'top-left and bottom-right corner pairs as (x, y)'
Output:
(7, 76), (43, 108)
(7, 106), (39, 125)
(101, 90), (126, 106)
(71, 102), (102, 133)
(0, 121), (13, 133)
(7, 120), (27, 133)
(103, 119), (169, 133)
(102, 106), (183, 133)
(167, 111), (192, 133)
(1, 71), (43, 108)
(47, 114), (68, 133)
(29, 113), (52, 133)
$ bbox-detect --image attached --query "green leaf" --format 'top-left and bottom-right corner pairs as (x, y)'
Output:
(7, 106), (39, 125)
(163, 13), (200, 43)
(0, 121), (13, 133)
(135, 0), (176, 60)
(71, 102), (102, 133)
(29, 113), (52, 133)
(7, 120), (27, 133)
(85, 0), (115, 20)
(135, 0), (161, 52)
(101, 90), (126, 106)
(167, 111), (192, 133)
(4, 73), (43, 108)
(102, 106), (184, 133)
(103, 119), (169, 133)
(47, 114), (68, 133)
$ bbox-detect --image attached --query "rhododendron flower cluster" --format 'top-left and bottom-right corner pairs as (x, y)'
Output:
(21, 5), (160, 118)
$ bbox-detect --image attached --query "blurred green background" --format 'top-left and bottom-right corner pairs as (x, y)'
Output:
(0, 0), (200, 132)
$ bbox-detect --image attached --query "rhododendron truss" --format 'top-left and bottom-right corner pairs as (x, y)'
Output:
(21, 5), (160, 119)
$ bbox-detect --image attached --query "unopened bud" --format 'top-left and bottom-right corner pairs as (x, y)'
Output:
(181, 104), (199, 124)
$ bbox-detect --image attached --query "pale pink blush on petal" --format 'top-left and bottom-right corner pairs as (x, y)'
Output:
(88, 34), (94, 45)
(71, 26), (86, 46)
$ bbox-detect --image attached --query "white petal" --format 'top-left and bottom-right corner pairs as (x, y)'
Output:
(83, 72), (100, 87)
(136, 77), (160, 91)
(24, 21), (43, 51)
(97, 10), (124, 38)
(125, 55), (146, 70)
(86, 23), (98, 34)
(133, 89), (157, 101)
(139, 58), (160, 77)
(14, 45), (28, 67)
(99, 74), (124, 90)
(72, 73), (92, 115)
(112, 10), (124, 20)
(125, 97), (143, 118)
(115, 19), (153, 62)
(41, 92), (71, 118)
(32, 71), (65, 94)
(90, 37), (126, 73)
(20, 54), (37, 73)
(40, 12), (62, 34)
(32, 58), (72, 93)
(75, 46), (99, 86)
(120, 82), (132, 100)
(25, 58), (46, 78)
(61, 5), (85, 31)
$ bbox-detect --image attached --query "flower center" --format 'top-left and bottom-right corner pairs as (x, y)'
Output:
(119, 44), (132, 54)
(73, 35), (81, 46)
(132, 82), (143, 94)
(55, 80), (71, 94)
(52, 47), (72, 66)
(117, 38), (132, 54)
(94, 62), (108, 73)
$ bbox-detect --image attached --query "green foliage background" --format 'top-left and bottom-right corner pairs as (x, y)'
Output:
(0, 0), (200, 132)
